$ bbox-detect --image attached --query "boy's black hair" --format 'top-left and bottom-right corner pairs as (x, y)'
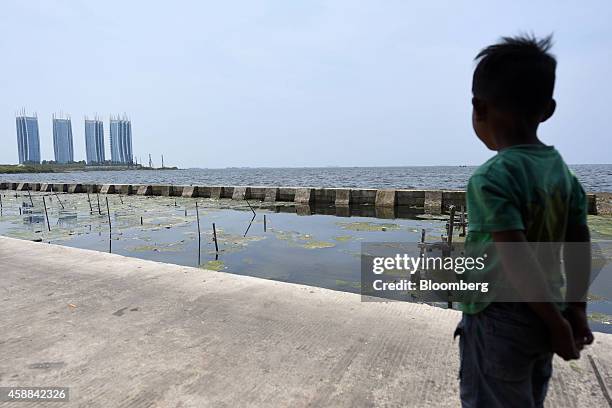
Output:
(473, 34), (556, 116)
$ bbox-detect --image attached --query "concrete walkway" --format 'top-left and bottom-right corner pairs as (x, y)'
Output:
(0, 236), (610, 407)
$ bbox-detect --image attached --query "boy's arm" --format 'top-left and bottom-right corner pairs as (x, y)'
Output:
(563, 223), (594, 348)
(492, 230), (580, 361)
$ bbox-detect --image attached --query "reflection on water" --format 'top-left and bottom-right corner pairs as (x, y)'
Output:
(1, 191), (611, 333)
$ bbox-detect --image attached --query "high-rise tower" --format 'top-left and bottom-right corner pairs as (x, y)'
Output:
(52, 114), (74, 163)
(109, 115), (133, 164)
(15, 111), (41, 164)
(85, 117), (105, 164)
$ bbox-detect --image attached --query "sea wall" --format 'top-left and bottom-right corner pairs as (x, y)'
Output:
(0, 181), (605, 215)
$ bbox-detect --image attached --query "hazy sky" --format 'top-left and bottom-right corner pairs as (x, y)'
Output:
(1, 1), (610, 168)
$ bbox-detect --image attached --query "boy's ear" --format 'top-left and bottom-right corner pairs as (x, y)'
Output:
(472, 97), (487, 121)
(540, 99), (556, 123)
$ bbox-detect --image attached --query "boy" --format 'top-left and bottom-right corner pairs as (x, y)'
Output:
(457, 35), (594, 408)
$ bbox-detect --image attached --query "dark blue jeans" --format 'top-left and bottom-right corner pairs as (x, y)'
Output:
(455, 303), (554, 408)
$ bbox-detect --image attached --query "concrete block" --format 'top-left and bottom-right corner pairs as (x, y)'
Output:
(100, 184), (116, 194)
(39, 183), (53, 192)
(350, 189), (377, 205)
(442, 190), (466, 210)
(594, 193), (610, 215)
(335, 189), (352, 206)
(396, 190), (425, 207)
(30, 183), (41, 191)
(8, 183), (18, 190)
(313, 188), (335, 204)
(182, 186), (199, 198)
(150, 184), (182, 197)
(171, 186), (185, 197)
(210, 187), (223, 199)
(232, 187), (251, 200)
(17, 183), (30, 191)
(68, 184), (85, 193)
(137, 185), (153, 196)
(264, 188), (279, 202)
(85, 184), (99, 193)
(294, 188), (315, 204)
(221, 187), (234, 198)
(375, 189), (397, 207)
(195, 186), (211, 198)
(278, 187), (296, 202)
(57, 183), (69, 192)
(249, 187), (266, 201)
(0, 182), (8, 190)
(150, 185), (166, 196)
(424, 190), (443, 214)
(114, 184), (132, 195)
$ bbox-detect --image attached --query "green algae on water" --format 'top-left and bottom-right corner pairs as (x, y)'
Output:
(588, 311), (612, 325)
(303, 241), (336, 249)
(588, 293), (607, 301)
(336, 221), (400, 232)
(588, 215), (612, 239)
(201, 260), (225, 271)
(335, 279), (361, 289)
(128, 242), (187, 252)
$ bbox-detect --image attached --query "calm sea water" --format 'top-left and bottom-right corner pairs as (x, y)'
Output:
(2, 164), (612, 191)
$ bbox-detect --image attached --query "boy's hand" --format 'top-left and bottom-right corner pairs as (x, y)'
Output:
(564, 305), (594, 350)
(549, 317), (580, 361)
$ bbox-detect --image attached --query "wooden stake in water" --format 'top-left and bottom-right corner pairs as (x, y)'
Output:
(243, 214), (255, 237)
(0, 193), (3, 216)
(195, 202), (201, 240)
(195, 202), (202, 262)
(96, 193), (102, 215)
(263, 214), (267, 232)
(212, 222), (219, 253)
(245, 199), (256, 216)
(54, 192), (64, 210)
(26, 186), (33, 206)
(42, 196), (51, 231)
(105, 197), (112, 235)
(446, 206), (456, 310)
(447, 205), (456, 247)
(87, 193), (93, 213)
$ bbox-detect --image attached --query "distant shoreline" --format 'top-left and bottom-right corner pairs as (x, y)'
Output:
(0, 164), (178, 174)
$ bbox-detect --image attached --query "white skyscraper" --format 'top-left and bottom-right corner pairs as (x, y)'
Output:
(109, 115), (133, 164)
(85, 117), (105, 164)
(16, 111), (41, 164)
(52, 114), (74, 163)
